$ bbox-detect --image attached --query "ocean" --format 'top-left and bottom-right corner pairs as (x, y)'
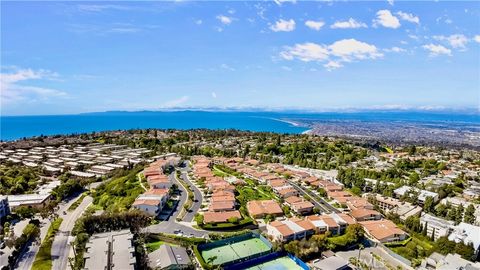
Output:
(1, 110), (479, 141)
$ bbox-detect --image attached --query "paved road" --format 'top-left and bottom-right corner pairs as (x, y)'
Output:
(145, 220), (208, 238)
(15, 218), (50, 270)
(178, 166), (203, 222)
(165, 172), (187, 221)
(287, 180), (340, 214)
(51, 196), (93, 270)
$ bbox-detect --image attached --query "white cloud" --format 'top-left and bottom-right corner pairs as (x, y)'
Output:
(397, 11), (420, 24)
(387, 0), (394, 5)
(220, 64), (235, 71)
(281, 66), (292, 71)
(329, 39), (383, 61)
(385, 46), (406, 53)
(475, 35), (480, 43)
(433, 34), (469, 49)
(280, 42), (329, 62)
(280, 39), (382, 70)
(77, 4), (131, 12)
(216, 15), (233, 25)
(211, 92), (217, 98)
(373, 10), (401, 29)
(324, 61), (343, 71)
(1, 68), (66, 104)
(408, 34), (419, 40)
(270, 19), (296, 32)
(274, 0), (296, 6)
(330, 18), (367, 29)
(163, 96), (189, 107)
(422, 44), (452, 56)
(305, 20), (325, 31)
(195, 19), (203, 25)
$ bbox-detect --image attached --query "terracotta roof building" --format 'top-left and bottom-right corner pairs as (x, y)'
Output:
(246, 200), (284, 219)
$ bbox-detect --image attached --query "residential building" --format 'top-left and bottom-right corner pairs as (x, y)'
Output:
(0, 196), (10, 220)
(148, 244), (192, 270)
(420, 252), (480, 270)
(246, 200), (284, 219)
(448, 222), (480, 257)
(284, 196), (314, 215)
(360, 219), (408, 243)
(393, 186), (439, 205)
(350, 208), (382, 222)
(203, 210), (242, 224)
(368, 193), (422, 221)
(420, 213), (454, 241)
(7, 193), (51, 210)
(311, 256), (350, 270)
(84, 230), (136, 270)
(266, 218), (315, 242)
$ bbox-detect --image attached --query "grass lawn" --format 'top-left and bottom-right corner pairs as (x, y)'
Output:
(32, 218), (63, 270)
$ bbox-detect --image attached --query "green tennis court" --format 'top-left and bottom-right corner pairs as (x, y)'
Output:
(201, 238), (271, 266)
(246, 256), (305, 270)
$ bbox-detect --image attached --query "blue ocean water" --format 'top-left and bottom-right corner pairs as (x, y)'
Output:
(1, 110), (479, 141)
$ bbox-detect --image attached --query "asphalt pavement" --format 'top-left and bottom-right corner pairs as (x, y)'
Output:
(14, 218), (50, 270)
(178, 167), (203, 222)
(287, 180), (340, 214)
(51, 196), (93, 270)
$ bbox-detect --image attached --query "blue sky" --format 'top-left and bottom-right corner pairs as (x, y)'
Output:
(1, 1), (479, 116)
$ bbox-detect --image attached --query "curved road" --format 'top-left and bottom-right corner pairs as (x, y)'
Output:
(178, 166), (203, 222)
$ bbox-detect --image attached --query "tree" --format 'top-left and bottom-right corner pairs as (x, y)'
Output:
(423, 196), (435, 213)
(15, 206), (36, 219)
(455, 204), (464, 225)
(422, 222), (428, 236)
(409, 172), (420, 186)
(463, 204), (476, 224)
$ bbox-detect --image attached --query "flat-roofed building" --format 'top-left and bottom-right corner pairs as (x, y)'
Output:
(420, 213), (454, 241)
(7, 193), (51, 210)
(448, 222), (480, 256)
(0, 196), (10, 220)
(70, 171), (96, 178)
(84, 230), (136, 270)
(132, 190), (169, 217)
(148, 244), (192, 270)
(367, 193), (422, 221)
(394, 186), (439, 205)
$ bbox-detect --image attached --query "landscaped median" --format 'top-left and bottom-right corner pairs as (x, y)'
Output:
(68, 193), (87, 211)
(175, 170), (195, 220)
(32, 217), (63, 270)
